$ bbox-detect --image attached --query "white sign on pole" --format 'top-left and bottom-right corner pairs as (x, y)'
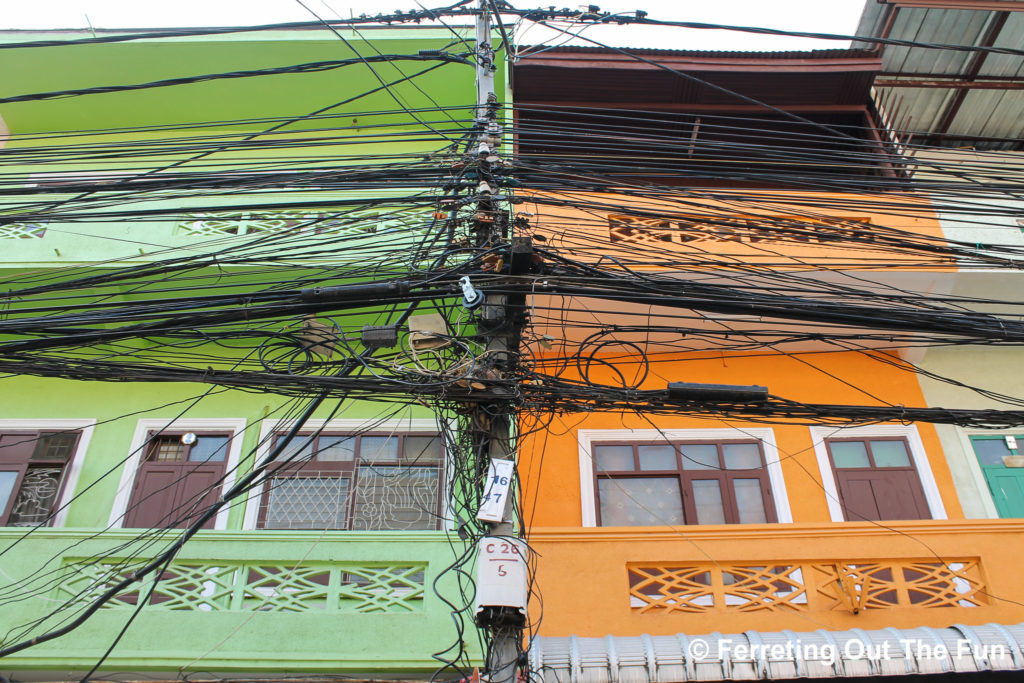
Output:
(477, 458), (514, 523)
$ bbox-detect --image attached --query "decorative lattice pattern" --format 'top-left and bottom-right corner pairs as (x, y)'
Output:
(58, 560), (426, 613)
(177, 211), (321, 237)
(628, 558), (984, 614)
(629, 564), (805, 613)
(177, 207), (432, 238)
(0, 222), (47, 239)
(608, 213), (875, 247)
(813, 560), (985, 611)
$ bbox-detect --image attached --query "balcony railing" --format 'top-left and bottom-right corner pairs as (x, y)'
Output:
(527, 520), (1024, 637)
(0, 528), (477, 675)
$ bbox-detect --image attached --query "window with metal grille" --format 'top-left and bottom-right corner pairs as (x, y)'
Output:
(123, 432), (231, 529)
(592, 440), (776, 526)
(825, 437), (931, 521)
(0, 431), (80, 526)
(257, 432), (444, 531)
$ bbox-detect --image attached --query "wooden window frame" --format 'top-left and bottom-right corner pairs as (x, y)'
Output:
(592, 439), (777, 527)
(122, 431), (233, 529)
(0, 430), (82, 527)
(256, 431), (444, 531)
(824, 436), (931, 522)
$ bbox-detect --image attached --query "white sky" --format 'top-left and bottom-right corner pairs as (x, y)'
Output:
(2, 1), (867, 52)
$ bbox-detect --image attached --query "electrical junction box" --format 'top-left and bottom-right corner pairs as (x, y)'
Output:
(408, 312), (448, 350)
(474, 537), (528, 620)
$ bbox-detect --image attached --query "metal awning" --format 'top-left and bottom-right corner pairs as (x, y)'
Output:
(530, 623), (1024, 681)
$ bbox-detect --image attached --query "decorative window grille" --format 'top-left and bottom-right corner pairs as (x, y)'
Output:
(258, 432), (444, 531)
(0, 431), (79, 526)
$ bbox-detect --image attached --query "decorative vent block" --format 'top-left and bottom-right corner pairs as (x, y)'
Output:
(628, 558), (984, 614)
(58, 560), (426, 613)
(0, 222), (47, 239)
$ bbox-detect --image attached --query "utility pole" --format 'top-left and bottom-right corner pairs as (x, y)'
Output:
(467, 2), (528, 683)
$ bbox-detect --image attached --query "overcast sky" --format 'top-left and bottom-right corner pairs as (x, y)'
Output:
(3, 1), (867, 52)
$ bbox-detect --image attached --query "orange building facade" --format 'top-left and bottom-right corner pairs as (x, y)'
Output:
(512, 40), (1024, 659)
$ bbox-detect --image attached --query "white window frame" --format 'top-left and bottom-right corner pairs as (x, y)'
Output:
(0, 419), (96, 528)
(809, 424), (947, 522)
(577, 427), (792, 527)
(242, 417), (450, 531)
(109, 418), (247, 531)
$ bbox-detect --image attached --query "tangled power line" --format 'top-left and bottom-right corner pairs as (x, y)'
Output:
(1, 0), (1023, 679)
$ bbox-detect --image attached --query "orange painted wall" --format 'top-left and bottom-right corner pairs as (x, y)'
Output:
(525, 522), (1024, 636)
(519, 349), (962, 529)
(512, 189), (1000, 637)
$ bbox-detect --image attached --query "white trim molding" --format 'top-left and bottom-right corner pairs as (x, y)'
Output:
(576, 427), (792, 527)
(242, 417), (445, 531)
(0, 418), (96, 528)
(109, 418), (247, 531)
(808, 424), (947, 522)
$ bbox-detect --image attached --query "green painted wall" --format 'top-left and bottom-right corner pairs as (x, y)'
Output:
(0, 28), (490, 134)
(0, 25), (508, 675)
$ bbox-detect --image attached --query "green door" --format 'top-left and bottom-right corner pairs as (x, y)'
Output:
(970, 436), (1024, 518)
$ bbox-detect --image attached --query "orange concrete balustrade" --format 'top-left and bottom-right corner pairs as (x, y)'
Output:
(518, 189), (949, 271)
(526, 521), (1024, 636)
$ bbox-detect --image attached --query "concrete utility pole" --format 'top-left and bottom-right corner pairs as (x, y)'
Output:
(468, 2), (527, 683)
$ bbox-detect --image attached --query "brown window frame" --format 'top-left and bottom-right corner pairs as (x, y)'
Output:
(123, 431), (233, 529)
(825, 436), (931, 522)
(0, 430), (81, 527)
(592, 439), (777, 526)
(256, 431), (445, 531)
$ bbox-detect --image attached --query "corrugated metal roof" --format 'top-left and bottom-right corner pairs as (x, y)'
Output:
(857, 4), (1024, 150)
(530, 623), (1024, 682)
(883, 8), (989, 75)
(983, 10), (1024, 77)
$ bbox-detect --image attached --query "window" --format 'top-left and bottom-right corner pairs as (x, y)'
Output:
(825, 437), (931, 521)
(123, 432), (231, 529)
(969, 434), (1024, 519)
(0, 430), (80, 526)
(593, 440), (776, 526)
(256, 432), (444, 531)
